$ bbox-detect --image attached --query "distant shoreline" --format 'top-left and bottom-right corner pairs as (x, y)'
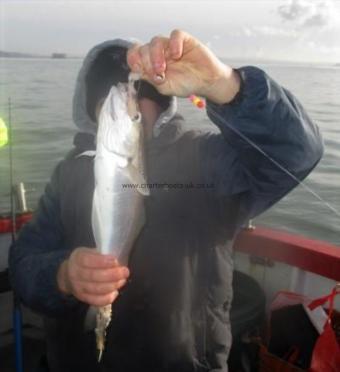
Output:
(0, 51), (81, 59)
(0, 51), (339, 66)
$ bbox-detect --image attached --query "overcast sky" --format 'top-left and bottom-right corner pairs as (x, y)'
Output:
(1, 0), (340, 63)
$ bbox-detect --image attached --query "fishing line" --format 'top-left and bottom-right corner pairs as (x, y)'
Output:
(205, 103), (340, 219)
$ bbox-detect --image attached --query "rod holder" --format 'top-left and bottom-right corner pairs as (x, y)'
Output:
(13, 182), (28, 213)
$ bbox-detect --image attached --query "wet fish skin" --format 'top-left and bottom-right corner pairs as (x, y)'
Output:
(91, 73), (147, 360)
(92, 74), (146, 264)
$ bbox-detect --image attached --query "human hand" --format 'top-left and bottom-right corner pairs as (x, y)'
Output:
(57, 247), (129, 307)
(127, 29), (241, 104)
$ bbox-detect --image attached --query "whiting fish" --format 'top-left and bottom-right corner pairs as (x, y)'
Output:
(90, 72), (149, 361)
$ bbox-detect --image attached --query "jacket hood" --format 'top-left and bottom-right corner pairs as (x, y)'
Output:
(72, 39), (177, 138)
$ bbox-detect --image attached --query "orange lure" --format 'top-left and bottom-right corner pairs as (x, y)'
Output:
(189, 94), (206, 109)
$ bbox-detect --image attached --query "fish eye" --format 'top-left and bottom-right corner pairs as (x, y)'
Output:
(133, 112), (141, 122)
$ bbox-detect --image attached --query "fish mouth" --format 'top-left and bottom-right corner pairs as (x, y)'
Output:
(126, 75), (141, 122)
(116, 82), (128, 97)
(112, 81), (139, 121)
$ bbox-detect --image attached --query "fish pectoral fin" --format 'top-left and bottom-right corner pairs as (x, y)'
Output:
(126, 163), (150, 196)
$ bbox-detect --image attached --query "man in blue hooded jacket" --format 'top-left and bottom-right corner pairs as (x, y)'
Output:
(9, 30), (323, 372)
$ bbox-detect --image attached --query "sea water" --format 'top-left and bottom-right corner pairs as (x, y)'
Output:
(0, 58), (339, 245)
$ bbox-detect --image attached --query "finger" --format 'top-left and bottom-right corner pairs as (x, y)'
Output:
(127, 43), (143, 73)
(169, 29), (186, 60)
(71, 247), (116, 268)
(128, 43), (164, 84)
(138, 45), (165, 84)
(138, 44), (156, 81)
(150, 36), (167, 74)
(75, 266), (130, 283)
(79, 291), (119, 307)
(82, 279), (127, 295)
(77, 251), (118, 269)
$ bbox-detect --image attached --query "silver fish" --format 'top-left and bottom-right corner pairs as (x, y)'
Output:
(91, 73), (148, 361)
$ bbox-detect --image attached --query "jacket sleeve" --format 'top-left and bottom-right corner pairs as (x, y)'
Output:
(9, 162), (77, 317)
(201, 66), (324, 222)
